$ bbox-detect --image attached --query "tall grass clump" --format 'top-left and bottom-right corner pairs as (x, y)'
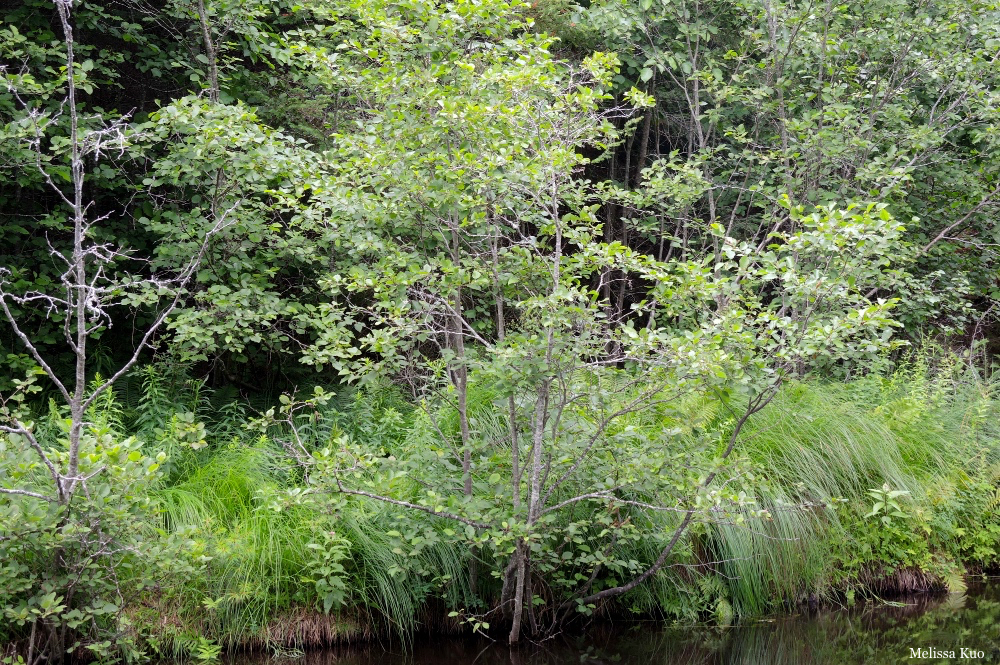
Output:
(138, 372), (476, 650)
(151, 444), (316, 646)
(706, 355), (1000, 618)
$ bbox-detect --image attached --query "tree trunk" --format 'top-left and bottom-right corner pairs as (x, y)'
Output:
(196, 0), (220, 102)
(634, 102), (653, 186)
(508, 541), (527, 643)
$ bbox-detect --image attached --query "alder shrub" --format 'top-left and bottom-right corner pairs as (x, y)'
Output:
(0, 381), (208, 663)
(251, 0), (911, 643)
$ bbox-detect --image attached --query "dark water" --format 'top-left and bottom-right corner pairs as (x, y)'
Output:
(241, 580), (1000, 665)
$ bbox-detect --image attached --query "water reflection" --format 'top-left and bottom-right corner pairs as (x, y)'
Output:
(232, 580), (1000, 665)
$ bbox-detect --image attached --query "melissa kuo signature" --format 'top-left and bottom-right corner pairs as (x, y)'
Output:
(909, 647), (987, 659)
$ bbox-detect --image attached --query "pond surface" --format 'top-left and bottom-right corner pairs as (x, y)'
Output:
(242, 580), (1000, 665)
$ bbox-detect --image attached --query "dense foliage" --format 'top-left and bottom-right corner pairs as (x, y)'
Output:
(1, 0), (999, 660)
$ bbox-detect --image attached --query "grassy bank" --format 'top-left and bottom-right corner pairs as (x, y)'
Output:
(141, 358), (1000, 651)
(4, 357), (1000, 658)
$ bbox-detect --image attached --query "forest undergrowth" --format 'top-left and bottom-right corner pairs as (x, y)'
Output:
(7, 351), (995, 658)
